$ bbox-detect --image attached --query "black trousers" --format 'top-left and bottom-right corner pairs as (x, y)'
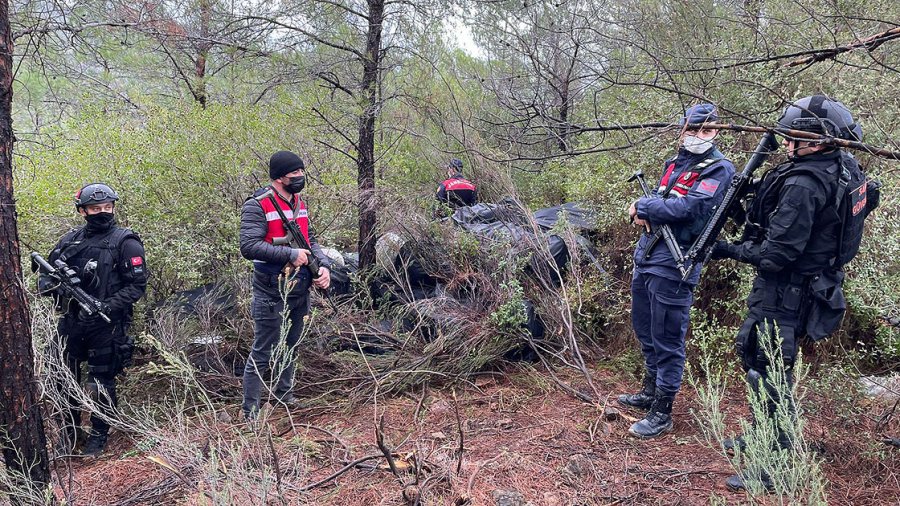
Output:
(56, 317), (123, 436)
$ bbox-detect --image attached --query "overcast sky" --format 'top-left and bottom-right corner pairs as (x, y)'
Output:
(447, 15), (484, 58)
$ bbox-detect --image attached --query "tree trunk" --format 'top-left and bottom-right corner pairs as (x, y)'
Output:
(557, 83), (570, 153)
(356, 0), (385, 272)
(0, 0), (52, 496)
(195, 0), (212, 108)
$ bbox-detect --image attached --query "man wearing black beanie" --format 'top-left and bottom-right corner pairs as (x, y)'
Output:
(239, 150), (332, 420)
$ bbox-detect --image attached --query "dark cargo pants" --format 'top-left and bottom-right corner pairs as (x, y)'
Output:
(56, 317), (122, 436)
(242, 271), (309, 417)
(736, 272), (810, 372)
(631, 271), (694, 397)
(735, 272), (811, 449)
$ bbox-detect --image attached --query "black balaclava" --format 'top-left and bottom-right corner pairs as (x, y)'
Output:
(84, 212), (116, 235)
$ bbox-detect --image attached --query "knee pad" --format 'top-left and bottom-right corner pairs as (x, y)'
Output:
(86, 377), (117, 405)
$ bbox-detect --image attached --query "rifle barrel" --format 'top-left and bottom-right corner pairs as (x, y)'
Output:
(681, 131), (779, 281)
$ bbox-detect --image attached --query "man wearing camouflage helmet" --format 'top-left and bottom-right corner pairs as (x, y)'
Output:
(711, 95), (878, 490)
(38, 183), (147, 456)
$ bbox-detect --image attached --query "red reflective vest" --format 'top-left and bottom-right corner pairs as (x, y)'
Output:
(257, 189), (310, 245)
(441, 177), (476, 192)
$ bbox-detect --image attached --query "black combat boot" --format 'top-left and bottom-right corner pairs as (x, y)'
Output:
(722, 435), (747, 453)
(82, 431), (108, 457)
(617, 373), (655, 411)
(725, 469), (774, 492)
(628, 394), (674, 439)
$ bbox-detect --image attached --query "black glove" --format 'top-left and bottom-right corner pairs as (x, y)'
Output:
(76, 302), (111, 324)
(114, 334), (135, 373)
(710, 240), (739, 261)
(37, 275), (58, 296)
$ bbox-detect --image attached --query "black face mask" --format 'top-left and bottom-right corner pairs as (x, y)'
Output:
(284, 175), (306, 194)
(84, 212), (116, 233)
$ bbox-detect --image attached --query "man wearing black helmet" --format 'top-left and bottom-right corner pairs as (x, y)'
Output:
(39, 183), (147, 456)
(239, 151), (332, 421)
(711, 95), (874, 490)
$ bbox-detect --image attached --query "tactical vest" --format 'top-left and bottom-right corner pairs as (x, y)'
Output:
(55, 226), (140, 307)
(749, 153), (843, 273)
(256, 188), (310, 245)
(659, 154), (724, 246)
(657, 156), (721, 197)
(441, 177), (476, 193)
(251, 187), (311, 274)
(440, 176), (477, 207)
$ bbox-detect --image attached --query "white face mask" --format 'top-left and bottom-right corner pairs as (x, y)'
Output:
(682, 135), (714, 154)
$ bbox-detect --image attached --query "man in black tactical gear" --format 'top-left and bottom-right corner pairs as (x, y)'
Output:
(239, 151), (332, 421)
(39, 183), (147, 456)
(711, 95), (867, 490)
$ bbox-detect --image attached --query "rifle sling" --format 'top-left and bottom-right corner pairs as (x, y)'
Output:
(266, 193), (305, 247)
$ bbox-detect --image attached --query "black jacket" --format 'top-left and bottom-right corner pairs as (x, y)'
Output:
(46, 225), (148, 322)
(733, 150), (843, 275)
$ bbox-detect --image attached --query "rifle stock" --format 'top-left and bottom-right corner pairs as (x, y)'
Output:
(681, 132), (780, 281)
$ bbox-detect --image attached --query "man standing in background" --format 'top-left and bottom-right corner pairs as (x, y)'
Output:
(436, 158), (477, 209)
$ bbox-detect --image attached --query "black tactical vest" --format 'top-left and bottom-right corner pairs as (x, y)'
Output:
(54, 226), (138, 302)
(748, 151), (842, 274)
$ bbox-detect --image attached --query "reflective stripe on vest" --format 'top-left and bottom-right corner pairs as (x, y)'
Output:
(257, 191), (310, 245)
(658, 156), (721, 197)
(442, 178), (476, 192)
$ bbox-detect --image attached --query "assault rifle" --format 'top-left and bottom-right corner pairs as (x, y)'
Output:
(680, 131), (780, 281)
(31, 252), (111, 323)
(628, 171), (689, 278)
(265, 192), (322, 280)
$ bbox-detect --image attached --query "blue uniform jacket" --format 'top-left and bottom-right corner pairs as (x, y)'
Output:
(633, 147), (736, 285)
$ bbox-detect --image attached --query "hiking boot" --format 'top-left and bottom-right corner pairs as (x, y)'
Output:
(617, 374), (655, 411)
(628, 394), (674, 439)
(723, 435), (746, 453)
(81, 432), (108, 457)
(725, 469), (774, 492)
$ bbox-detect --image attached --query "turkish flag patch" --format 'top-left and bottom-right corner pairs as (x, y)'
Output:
(131, 256), (143, 266)
(696, 179), (720, 196)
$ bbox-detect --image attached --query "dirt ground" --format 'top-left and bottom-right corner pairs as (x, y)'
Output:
(55, 365), (900, 505)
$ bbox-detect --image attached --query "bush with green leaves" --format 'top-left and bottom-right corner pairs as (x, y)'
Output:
(14, 100), (354, 300)
(690, 322), (828, 503)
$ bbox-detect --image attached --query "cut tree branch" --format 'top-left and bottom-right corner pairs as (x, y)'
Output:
(570, 121), (900, 160)
(785, 26), (900, 67)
